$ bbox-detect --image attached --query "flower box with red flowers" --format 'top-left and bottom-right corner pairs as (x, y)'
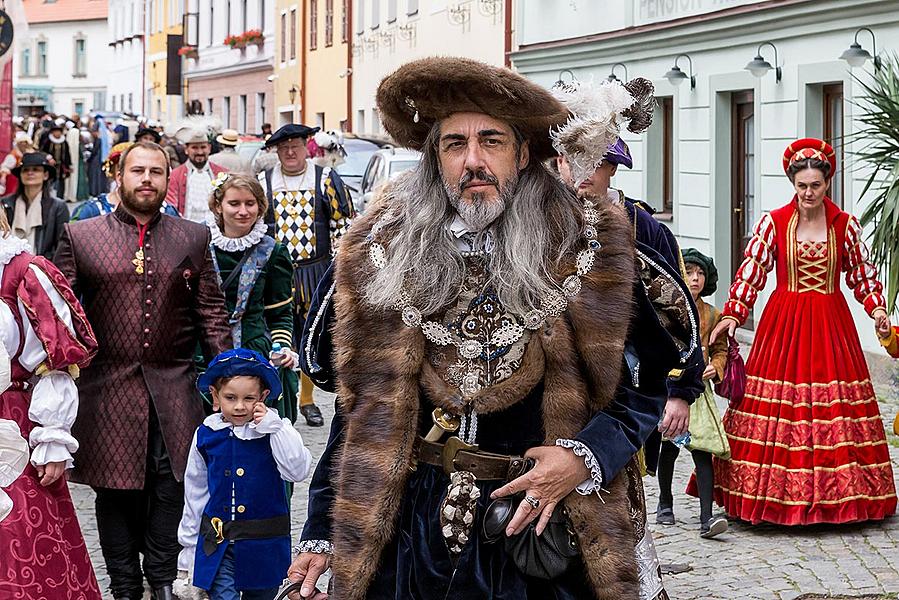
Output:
(177, 46), (199, 58)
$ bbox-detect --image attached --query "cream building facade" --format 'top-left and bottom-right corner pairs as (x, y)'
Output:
(511, 0), (899, 352)
(351, 0), (508, 137)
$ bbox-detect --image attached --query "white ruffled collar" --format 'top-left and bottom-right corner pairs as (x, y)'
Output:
(207, 217), (268, 252)
(0, 234), (32, 266)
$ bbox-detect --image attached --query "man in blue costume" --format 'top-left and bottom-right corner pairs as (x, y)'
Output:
(288, 58), (696, 600)
(557, 138), (705, 486)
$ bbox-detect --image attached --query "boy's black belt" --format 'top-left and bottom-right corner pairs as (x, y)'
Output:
(201, 514), (290, 556)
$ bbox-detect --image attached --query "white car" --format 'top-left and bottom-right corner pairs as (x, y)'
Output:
(358, 147), (421, 212)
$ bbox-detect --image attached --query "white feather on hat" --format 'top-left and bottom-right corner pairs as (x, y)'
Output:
(167, 115), (222, 145)
(550, 78), (653, 187)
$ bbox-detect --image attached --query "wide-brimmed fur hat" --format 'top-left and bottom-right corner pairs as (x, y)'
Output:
(376, 57), (568, 161)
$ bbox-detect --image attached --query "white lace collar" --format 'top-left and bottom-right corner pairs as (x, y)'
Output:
(0, 234), (32, 266)
(207, 217), (268, 252)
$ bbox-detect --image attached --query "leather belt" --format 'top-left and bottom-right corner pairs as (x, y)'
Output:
(417, 437), (529, 481)
(200, 514), (290, 556)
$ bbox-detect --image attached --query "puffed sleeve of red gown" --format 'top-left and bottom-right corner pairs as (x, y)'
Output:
(721, 212), (777, 326)
(842, 215), (887, 317)
(16, 255), (98, 467)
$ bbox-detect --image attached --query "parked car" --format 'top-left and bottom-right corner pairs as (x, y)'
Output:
(236, 136), (265, 169)
(359, 147), (422, 212)
(334, 136), (384, 204)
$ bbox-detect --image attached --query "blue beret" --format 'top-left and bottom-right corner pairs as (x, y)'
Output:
(197, 348), (282, 400)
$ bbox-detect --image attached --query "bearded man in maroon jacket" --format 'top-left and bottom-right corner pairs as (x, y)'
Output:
(54, 141), (232, 600)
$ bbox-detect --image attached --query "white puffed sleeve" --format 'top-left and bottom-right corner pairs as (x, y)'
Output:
(253, 408), (313, 483)
(19, 264), (81, 468)
(0, 420), (30, 522)
(177, 430), (208, 574)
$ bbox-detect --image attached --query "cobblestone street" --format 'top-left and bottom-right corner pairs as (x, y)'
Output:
(70, 389), (899, 600)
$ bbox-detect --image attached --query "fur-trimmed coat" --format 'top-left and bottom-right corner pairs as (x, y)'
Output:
(324, 196), (653, 600)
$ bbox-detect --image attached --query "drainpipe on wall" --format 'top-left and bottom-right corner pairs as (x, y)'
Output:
(346, 0), (352, 132)
(300, 0), (307, 124)
(504, 0), (512, 67)
(141, 0), (147, 115)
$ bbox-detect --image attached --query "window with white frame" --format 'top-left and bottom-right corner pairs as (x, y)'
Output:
(325, 0), (334, 47)
(309, 1), (317, 50)
(36, 40), (48, 76)
(238, 95), (248, 133)
(371, 0), (379, 29)
(224, 96), (231, 128)
(290, 8), (297, 58)
(20, 47), (31, 76)
(74, 36), (87, 77)
(355, 0), (364, 35)
(387, 0), (396, 22)
(280, 11), (287, 62)
(256, 93), (266, 131)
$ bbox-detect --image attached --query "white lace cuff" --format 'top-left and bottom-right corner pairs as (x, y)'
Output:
(294, 539), (333, 555)
(556, 438), (603, 495)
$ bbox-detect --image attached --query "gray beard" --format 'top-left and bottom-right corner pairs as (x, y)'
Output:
(445, 176), (517, 232)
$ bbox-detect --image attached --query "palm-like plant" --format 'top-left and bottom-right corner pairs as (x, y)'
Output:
(855, 53), (899, 313)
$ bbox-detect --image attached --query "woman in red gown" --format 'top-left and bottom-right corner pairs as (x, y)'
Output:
(710, 138), (897, 525)
(0, 213), (101, 598)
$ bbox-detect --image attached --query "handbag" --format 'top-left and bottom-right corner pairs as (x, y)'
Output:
(482, 464), (580, 580)
(714, 336), (746, 407)
(686, 383), (731, 459)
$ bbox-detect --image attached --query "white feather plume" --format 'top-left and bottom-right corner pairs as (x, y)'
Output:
(550, 79), (635, 187)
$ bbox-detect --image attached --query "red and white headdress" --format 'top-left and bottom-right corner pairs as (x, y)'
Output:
(782, 138), (836, 179)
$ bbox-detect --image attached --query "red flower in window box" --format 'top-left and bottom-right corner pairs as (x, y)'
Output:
(177, 46), (199, 58)
(224, 34), (246, 49)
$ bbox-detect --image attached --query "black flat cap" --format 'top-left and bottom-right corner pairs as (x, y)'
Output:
(264, 123), (320, 148)
(135, 127), (162, 143)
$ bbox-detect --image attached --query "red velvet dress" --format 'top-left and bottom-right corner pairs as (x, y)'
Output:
(714, 198), (897, 525)
(0, 239), (101, 599)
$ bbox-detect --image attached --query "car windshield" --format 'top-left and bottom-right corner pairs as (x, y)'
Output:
(388, 160), (419, 176)
(336, 149), (375, 177)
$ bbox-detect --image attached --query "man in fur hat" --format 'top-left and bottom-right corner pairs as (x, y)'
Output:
(288, 57), (688, 600)
(166, 126), (228, 221)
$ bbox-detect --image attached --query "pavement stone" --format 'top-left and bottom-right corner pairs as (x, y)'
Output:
(70, 382), (899, 599)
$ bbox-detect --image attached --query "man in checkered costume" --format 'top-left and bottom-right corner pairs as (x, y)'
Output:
(259, 124), (354, 427)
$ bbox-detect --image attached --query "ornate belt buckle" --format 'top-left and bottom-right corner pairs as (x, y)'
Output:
(210, 517), (225, 544)
(442, 436), (478, 474)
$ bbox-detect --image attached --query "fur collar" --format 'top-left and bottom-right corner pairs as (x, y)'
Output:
(329, 195), (640, 600)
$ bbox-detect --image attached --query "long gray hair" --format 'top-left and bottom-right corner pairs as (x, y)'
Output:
(364, 123), (583, 316)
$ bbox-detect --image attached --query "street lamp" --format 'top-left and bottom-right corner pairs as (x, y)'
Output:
(288, 85), (299, 105)
(840, 27), (881, 71)
(607, 62), (628, 83)
(745, 41), (781, 83)
(664, 54), (696, 90)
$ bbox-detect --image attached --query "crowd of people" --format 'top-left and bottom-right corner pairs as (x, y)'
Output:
(0, 56), (896, 600)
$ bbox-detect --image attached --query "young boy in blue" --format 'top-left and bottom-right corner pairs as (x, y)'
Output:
(177, 348), (312, 600)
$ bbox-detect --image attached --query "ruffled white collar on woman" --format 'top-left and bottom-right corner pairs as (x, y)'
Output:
(0, 234), (32, 266)
(207, 217), (268, 252)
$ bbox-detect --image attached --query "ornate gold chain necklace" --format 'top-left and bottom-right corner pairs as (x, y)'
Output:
(367, 199), (602, 401)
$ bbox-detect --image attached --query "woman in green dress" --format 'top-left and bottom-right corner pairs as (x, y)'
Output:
(207, 172), (300, 422)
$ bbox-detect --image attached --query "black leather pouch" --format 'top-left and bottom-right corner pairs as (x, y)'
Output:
(480, 459), (580, 580)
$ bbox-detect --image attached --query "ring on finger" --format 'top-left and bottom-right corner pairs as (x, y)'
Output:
(524, 495), (540, 510)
